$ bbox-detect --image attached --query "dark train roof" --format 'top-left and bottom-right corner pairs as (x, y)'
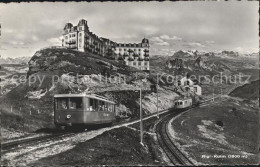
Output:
(54, 93), (115, 104)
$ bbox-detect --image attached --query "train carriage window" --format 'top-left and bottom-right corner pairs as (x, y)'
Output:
(107, 103), (113, 112)
(102, 101), (105, 111)
(56, 98), (69, 109)
(104, 102), (109, 111)
(98, 101), (105, 111)
(69, 97), (83, 109)
(89, 98), (93, 111)
(89, 98), (98, 111)
(95, 100), (98, 110)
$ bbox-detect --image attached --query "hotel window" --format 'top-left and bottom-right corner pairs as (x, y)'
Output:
(133, 62), (136, 66)
(139, 49), (141, 51)
(79, 27), (82, 31)
(79, 33), (82, 37)
(138, 62), (141, 66)
(144, 62), (147, 65)
(65, 36), (68, 39)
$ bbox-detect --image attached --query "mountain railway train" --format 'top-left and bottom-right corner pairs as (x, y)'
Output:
(174, 98), (193, 109)
(173, 97), (201, 110)
(54, 93), (116, 128)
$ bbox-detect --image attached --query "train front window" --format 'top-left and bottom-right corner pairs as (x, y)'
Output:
(56, 98), (69, 109)
(69, 97), (83, 109)
(107, 103), (115, 112)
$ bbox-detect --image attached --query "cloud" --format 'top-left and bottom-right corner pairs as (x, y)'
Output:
(9, 41), (25, 45)
(32, 35), (39, 41)
(206, 40), (215, 44)
(48, 36), (63, 46)
(187, 42), (205, 47)
(150, 36), (170, 46)
(2, 29), (16, 33)
(234, 46), (259, 54)
(156, 48), (176, 56)
(0, 47), (7, 51)
(150, 34), (182, 46)
(160, 34), (182, 40)
(157, 41), (170, 46)
(0, 2), (257, 57)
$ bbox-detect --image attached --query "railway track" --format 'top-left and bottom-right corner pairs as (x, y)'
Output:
(2, 97), (220, 156)
(156, 112), (194, 165)
(156, 97), (221, 165)
(1, 132), (76, 153)
(1, 110), (168, 154)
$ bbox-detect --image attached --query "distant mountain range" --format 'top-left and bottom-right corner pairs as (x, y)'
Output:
(165, 56), (231, 74)
(149, 49), (258, 79)
(0, 57), (31, 64)
(170, 50), (259, 59)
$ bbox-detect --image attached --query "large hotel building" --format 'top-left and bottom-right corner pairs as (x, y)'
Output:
(62, 19), (150, 70)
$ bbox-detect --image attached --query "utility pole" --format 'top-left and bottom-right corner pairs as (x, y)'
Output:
(220, 86), (222, 98)
(213, 87), (215, 101)
(156, 83), (159, 118)
(140, 88), (143, 145)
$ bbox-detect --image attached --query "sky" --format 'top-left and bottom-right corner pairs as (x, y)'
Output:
(0, 1), (259, 58)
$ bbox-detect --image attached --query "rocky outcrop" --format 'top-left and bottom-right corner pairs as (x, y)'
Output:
(221, 51), (239, 57)
(27, 48), (133, 77)
(166, 58), (185, 69)
(194, 56), (205, 68)
(172, 50), (197, 58)
(209, 61), (231, 72)
(193, 56), (212, 71)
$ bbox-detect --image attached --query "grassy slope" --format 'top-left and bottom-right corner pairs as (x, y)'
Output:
(171, 97), (259, 165)
(229, 80), (259, 100)
(29, 127), (166, 166)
